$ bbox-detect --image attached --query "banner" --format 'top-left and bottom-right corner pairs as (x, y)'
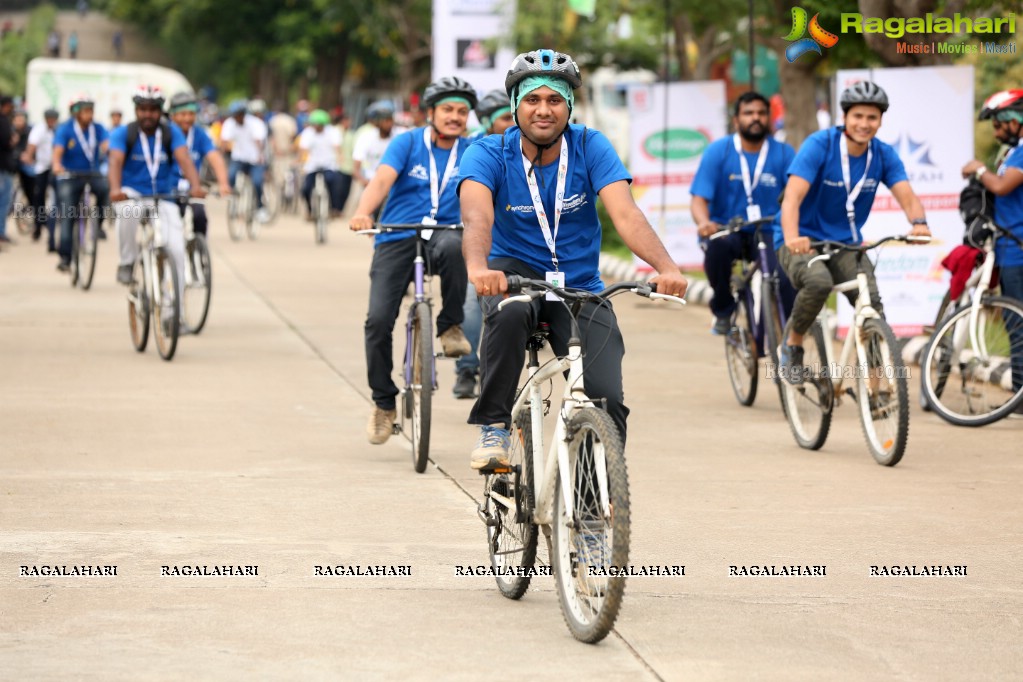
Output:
(627, 81), (728, 270)
(431, 0), (515, 96)
(834, 66), (974, 336)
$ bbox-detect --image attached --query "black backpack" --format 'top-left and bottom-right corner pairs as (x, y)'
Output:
(124, 120), (174, 162)
(959, 177), (995, 248)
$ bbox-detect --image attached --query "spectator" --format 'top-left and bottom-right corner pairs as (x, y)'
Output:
(0, 96), (19, 245)
(336, 113), (355, 215)
(23, 109), (59, 248)
(109, 108), (123, 129)
(47, 30), (60, 58)
(69, 31), (79, 59)
(13, 109), (32, 207)
(112, 30), (123, 59)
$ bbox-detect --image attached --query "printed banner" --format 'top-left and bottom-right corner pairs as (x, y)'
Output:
(431, 0), (515, 96)
(835, 66), (974, 336)
(627, 81), (728, 270)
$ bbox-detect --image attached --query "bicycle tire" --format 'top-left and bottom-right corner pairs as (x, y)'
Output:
(127, 255), (149, 352)
(244, 178), (260, 240)
(151, 247), (180, 361)
(315, 180), (328, 245)
(779, 321), (833, 450)
(761, 280), (788, 413)
(921, 296), (1023, 427)
(920, 290), (953, 411)
(856, 318), (909, 466)
(552, 407), (629, 644)
(725, 275), (758, 406)
(12, 186), (33, 235)
(69, 213), (81, 287)
(184, 235), (213, 334)
(78, 209), (99, 291)
(409, 302), (433, 473)
(227, 191), (243, 241)
(485, 408), (538, 600)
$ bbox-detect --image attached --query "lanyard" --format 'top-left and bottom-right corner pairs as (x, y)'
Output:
(839, 133), (872, 242)
(73, 121), (97, 165)
(521, 136), (569, 271)
(139, 128), (163, 188)
(186, 126), (194, 155)
(733, 134), (768, 206)
(423, 127), (459, 219)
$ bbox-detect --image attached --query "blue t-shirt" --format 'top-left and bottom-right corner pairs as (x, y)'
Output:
(995, 144), (1023, 267)
(108, 123), (188, 195)
(53, 119), (109, 172)
(171, 125), (215, 185)
(690, 135), (795, 232)
(775, 126), (909, 248)
(457, 124), (631, 293)
(377, 127), (468, 245)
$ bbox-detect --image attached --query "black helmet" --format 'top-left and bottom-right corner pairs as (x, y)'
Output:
(422, 76), (478, 109)
(475, 89), (511, 120)
(505, 49), (582, 96)
(840, 81), (889, 114)
(365, 101), (395, 121)
(169, 91), (198, 112)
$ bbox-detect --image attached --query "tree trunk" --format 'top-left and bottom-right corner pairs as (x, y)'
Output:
(777, 53), (817, 149)
(671, 14), (693, 81)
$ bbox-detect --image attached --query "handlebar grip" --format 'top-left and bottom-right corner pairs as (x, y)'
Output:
(647, 281), (658, 293)
(505, 275), (524, 294)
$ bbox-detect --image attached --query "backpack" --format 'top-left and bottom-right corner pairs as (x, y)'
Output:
(959, 177), (995, 248)
(125, 120), (174, 163)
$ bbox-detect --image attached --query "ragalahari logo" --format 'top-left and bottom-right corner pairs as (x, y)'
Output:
(783, 7), (839, 62)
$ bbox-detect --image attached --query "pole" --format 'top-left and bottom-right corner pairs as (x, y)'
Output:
(660, 0), (670, 235)
(748, 0), (755, 90)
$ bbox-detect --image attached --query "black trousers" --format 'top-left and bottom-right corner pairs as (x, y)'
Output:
(468, 258), (629, 443)
(364, 231), (467, 410)
(178, 200), (208, 236)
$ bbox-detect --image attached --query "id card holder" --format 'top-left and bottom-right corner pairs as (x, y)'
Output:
(746, 204), (761, 221)
(545, 271), (562, 302)
(421, 216), (437, 240)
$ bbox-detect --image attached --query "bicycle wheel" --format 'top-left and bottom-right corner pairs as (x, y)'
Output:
(261, 180), (278, 223)
(856, 318), (909, 466)
(77, 205), (99, 291)
(315, 181), (328, 245)
(13, 185), (32, 235)
(779, 321), (833, 450)
(921, 296), (1023, 427)
(920, 290), (953, 411)
(183, 234), (213, 333)
(69, 214), (81, 287)
(408, 302), (433, 473)
(127, 255), (149, 352)
(484, 408), (538, 600)
(552, 407), (629, 644)
(761, 280), (788, 412)
(151, 247), (180, 361)
(725, 276), (758, 406)
(244, 178), (260, 240)
(227, 190), (243, 241)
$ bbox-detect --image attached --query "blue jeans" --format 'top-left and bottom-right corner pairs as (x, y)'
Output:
(0, 171), (14, 238)
(300, 169), (343, 212)
(229, 160), (265, 209)
(999, 265), (1023, 391)
(456, 282), (482, 374)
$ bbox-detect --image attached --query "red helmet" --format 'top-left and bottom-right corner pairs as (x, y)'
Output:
(979, 89), (1023, 121)
(132, 84), (165, 107)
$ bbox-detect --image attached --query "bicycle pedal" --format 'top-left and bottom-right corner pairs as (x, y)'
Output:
(391, 424), (402, 435)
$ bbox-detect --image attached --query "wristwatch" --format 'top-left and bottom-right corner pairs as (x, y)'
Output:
(975, 166), (988, 181)
(911, 218), (928, 226)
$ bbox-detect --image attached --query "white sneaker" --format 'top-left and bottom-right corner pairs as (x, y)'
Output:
(256, 207), (271, 223)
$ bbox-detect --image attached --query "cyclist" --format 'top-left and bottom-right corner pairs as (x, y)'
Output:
(961, 89), (1023, 407)
(352, 101), (407, 192)
(22, 108), (60, 249)
(297, 108), (344, 218)
(453, 89), (517, 400)
(691, 91), (796, 335)
(348, 76), (477, 445)
(51, 93), (111, 272)
(108, 86), (204, 317)
(219, 99), (270, 223)
(168, 91), (231, 238)
(109, 108), (123, 130)
(776, 81), (931, 384)
(458, 49), (688, 470)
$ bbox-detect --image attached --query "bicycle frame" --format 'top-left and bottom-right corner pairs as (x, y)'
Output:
(402, 236), (437, 391)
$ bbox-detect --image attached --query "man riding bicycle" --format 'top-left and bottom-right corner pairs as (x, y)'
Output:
(220, 99), (270, 223)
(962, 89), (1023, 407)
(168, 91), (231, 238)
(297, 109), (344, 218)
(777, 81), (931, 384)
(348, 76), (477, 445)
(691, 91), (796, 335)
(458, 49), (688, 470)
(51, 93), (111, 272)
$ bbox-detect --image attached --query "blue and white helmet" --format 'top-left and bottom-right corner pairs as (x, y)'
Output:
(504, 49), (582, 96)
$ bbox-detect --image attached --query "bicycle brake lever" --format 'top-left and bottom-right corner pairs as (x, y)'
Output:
(903, 235), (931, 244)
(807, 253), (830, 268)
(649, 292), (687, 305)
(497, 294), (534, 311)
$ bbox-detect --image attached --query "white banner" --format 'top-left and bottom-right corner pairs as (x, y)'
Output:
(431, 0), (515, 97)
(626, 81), (728, 270)
(835, 66), (974, 337)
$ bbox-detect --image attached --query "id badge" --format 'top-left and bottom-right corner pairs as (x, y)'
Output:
(421, 216), (437, 240)
(545, 271), (562, 302)
(746, 204), (761, 221)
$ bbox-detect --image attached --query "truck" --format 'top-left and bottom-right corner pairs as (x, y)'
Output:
(25, 58), (192, 126)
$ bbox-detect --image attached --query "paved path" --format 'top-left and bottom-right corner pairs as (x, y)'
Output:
(0, 205), (1020, 679)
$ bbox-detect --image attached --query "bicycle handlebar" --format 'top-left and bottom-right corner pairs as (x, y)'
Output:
(353, 223), (463, 235)
(55, 170), (104, 180)
(708, 215), (777, 241)
(983, 219), (1023, 249)
(806, 234), (930, 267)
(499, 276), (687, 310)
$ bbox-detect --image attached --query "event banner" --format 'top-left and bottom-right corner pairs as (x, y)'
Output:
(835, 66), (974, 336)
(431, 0), (515, 96)
(627, 81), (728, 270)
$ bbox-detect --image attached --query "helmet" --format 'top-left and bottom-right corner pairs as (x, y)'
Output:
(422, 76), (478, 109)
(476, 89), (511, 119)
(979, 89), (1023, 121)
(69, 92), (94, 112)
(169, 91), (199, 112)
(44, 108), (59, 119)
(366, 101), (395, 121)
(839, 81), (889, 113)
(248, 98), (267, 115)
(228, 99), (248, 116)
(309, 109), (331, 126)
(505, 49), (582, 96)
(132, 84), (165, 107)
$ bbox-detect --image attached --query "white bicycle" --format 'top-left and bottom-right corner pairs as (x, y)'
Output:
(478, 276), (685, 643)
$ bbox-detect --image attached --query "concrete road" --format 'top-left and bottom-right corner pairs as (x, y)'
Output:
(1, 204), (1020, 680)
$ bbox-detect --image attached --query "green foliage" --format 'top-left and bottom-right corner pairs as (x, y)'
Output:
(0, 4), (57, 98)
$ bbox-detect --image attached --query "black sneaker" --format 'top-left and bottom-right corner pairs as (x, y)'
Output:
(779, 344), (805, 385)
(116, 264), (132, 285)
(453, 368), (477, 399)
(56, 260), (70, 272)
(711, 316), (732, 336)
